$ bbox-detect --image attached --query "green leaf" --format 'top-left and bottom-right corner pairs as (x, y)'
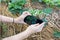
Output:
(43, 8), (53, 14)
(57, 5), (60, 8)
(8, 0), (26, 14)
(53, 31), (60, 38)
(42, 0), (60, 7)
(28, 9), (42, 16)
(11, 0), (17, 3)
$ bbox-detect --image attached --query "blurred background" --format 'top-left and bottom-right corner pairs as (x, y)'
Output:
(0, 0), (60, 40)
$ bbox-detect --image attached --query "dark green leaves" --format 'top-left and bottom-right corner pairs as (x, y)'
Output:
(8, 0), (26, 14)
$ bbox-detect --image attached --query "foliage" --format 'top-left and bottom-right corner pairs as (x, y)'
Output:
(42, 8), (53, 15)
(28, 8), (52, 23)
(8, 0), (27, 14)
(31, 0), (38, 2)
(53, 31), (60, 38)
(28, 9), (43, 16)
(28, 8), (53, 16)
(38, 0), (60, 7)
